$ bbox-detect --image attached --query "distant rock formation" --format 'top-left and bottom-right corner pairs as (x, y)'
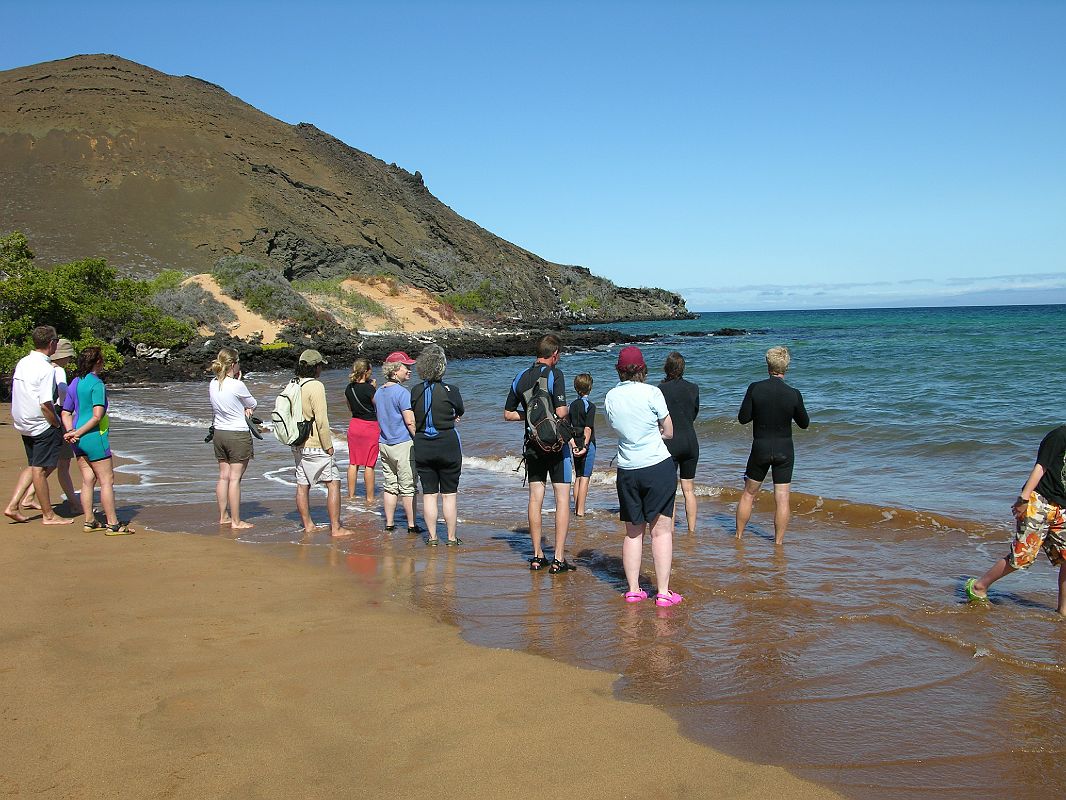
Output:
(0, 54), (690, 325)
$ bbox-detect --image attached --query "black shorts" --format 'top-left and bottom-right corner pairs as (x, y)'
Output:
(414, 431), (462, 494)
(526, 447), (568, 485)
(616, 457), (677, 524)
(667, 435), (699, 481)
(22, 427), (62, 469)
(745, 438), (795, 484)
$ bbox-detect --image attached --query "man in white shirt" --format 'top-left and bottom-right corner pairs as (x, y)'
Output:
(4, 325), (74, 524)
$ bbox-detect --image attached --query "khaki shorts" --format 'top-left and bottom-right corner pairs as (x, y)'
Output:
(213, 429), (253, 463)
(379, 439), (416, 496)
(1008, 491), (1066, 569)
(293, 447), (339, 486)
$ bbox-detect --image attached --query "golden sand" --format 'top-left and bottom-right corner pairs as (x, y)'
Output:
(0, 411), (841, 799)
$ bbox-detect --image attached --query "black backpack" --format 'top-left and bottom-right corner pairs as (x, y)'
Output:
(513, 365), (572, 453)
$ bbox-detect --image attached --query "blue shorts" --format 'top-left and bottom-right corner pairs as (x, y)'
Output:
(569, 441), (596, 479)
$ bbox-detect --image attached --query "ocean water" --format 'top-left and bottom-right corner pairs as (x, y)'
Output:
(102, 304), (1066, 800)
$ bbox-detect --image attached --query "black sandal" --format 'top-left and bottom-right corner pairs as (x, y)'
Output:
(528, 556), (549, 571)
(548, 559), (576, 574)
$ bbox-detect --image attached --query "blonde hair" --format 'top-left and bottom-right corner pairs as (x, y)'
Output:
(766, 346), (791, 375)
(210, 347), (239, 384)
(349, 357), (372, 384)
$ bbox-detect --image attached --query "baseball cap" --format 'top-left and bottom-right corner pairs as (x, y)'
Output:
(299, 349), (328, 366)
(616, 346), (646, 370)
(384, 351), (416, 365)
(52, 339), (75, 360)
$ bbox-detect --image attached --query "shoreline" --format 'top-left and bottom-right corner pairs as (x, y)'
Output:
(103, 323), (659, 386)
(0, 422), (841, 799)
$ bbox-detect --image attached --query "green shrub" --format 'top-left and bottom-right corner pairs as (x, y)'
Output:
(292, 275), (386, 318)
(153, 282), (237, 330)
(0, 232), (196, 374)
(441, 279), (502, 313)
(213, 255), (321, 327)
(147, 269), (186, 294)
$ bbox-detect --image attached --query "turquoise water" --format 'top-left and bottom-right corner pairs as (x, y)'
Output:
(578, 304), (1066, 522)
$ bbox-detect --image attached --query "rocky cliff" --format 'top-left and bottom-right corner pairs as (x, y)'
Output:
(0, 54), (689, 324)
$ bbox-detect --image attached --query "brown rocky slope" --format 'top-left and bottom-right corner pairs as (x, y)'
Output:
(0, 54), (688, 324)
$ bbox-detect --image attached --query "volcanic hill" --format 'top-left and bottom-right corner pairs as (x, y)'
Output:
(0, 54), (688, 325)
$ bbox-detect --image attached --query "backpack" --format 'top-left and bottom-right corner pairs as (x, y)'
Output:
(514, 365), (572, 453)
(272, 378), (314, 447)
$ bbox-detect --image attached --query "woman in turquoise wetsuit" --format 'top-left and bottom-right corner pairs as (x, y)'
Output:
(62, 346), (134, 535)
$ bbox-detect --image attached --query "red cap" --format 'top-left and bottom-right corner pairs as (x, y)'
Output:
(616, 346), (646, 370)
(384, 351), (416, 365)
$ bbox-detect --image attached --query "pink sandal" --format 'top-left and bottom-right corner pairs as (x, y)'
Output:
(624, 590), (648, 603)
(655, 591), (684, 607)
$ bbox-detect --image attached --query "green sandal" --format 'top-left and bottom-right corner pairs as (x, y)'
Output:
(84, 519), (105, 532)
(965, 578), (988, 603)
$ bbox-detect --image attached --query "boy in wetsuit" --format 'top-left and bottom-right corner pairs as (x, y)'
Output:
(966, 425), (1066, 615)
(568, 373), (596, 517)
(735, 346), (809, 546)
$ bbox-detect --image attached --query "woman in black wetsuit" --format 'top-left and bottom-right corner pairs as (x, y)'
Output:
(658, 352), (700, 532)
(411, 344), (465, 545)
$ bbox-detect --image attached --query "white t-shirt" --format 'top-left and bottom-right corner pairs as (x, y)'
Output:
(209, 377), (257, 431)
(604, 381), (671, 470)
(54, 365), (69, 404)
(11, 351), (58, 437)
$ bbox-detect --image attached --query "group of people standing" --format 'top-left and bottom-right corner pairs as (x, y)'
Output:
(503, 335), (809, 606)
(207, 344), (466, 546)
(5, 325), (133, 534)
(12, 324), (1063, 614)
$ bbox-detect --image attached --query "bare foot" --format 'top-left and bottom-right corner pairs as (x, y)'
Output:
(734, 530), (744, 540)
(330, 527), (355, 538)
(303, 525), (318, 535)
(4, 508), (30, 523)
(42, 516), (75, 525)
(219, 516), (232, 525)
(20, 500), (43, 510)
(230, 520), (254, 530)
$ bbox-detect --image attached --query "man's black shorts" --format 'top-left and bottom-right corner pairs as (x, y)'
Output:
(22, 426), (62, 469)
(745, 438), (795, 484)
(526, 447), (569, 484)
(616, 457), (676, 523)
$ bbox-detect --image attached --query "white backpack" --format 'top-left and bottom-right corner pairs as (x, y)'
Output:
(271, 378), (314, 446)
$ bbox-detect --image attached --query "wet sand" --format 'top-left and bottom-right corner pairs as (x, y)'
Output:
(0, 416), (841, 800)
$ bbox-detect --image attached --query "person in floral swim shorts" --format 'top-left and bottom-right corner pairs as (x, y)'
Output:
(966, 424), (1066, 615)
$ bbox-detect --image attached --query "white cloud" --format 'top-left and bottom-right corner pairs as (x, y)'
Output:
(681, 273), (1066, 311)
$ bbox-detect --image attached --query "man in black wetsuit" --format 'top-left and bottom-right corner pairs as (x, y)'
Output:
(735, 346), (810, 545)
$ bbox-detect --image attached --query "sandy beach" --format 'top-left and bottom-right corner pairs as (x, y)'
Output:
(0, 413), (841, 800)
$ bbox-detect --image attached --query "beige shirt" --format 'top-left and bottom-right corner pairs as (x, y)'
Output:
(300, 379), (332, 450)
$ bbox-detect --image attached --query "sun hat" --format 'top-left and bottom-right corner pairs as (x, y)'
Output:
(299, 349), (328, 366)
(52, 339), (75, 360)
(384, 351), (416, 365)
(616, 346), (646, 370)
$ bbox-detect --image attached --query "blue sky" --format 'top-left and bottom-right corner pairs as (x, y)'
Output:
(2, 0), (1064, 311)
